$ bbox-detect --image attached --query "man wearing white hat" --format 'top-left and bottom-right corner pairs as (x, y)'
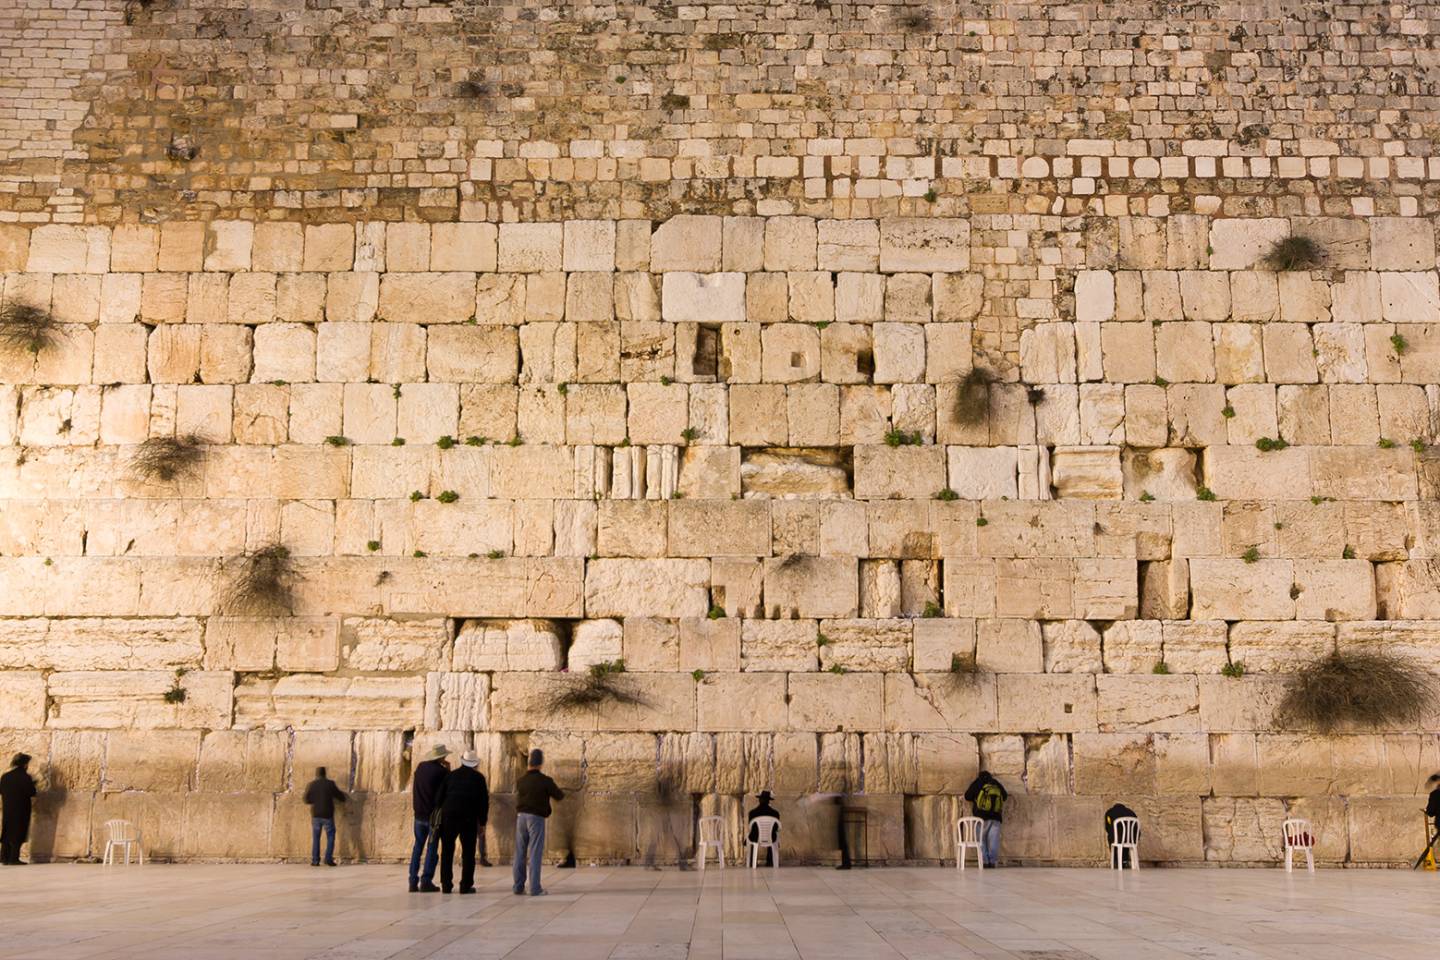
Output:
(433, 749), (490, 894)
(409, 743), (451, 892)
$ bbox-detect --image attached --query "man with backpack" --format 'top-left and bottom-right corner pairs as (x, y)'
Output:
(963, 770), (1007, 868)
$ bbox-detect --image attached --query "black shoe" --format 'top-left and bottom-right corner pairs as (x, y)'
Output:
(310, 861), (319, 867)
(418, 882), (440, 893)
(479, 859), (493, 867)
(325, 861), (337, 867)
(836, 864), (852, 870)
(441, 887), (452, 894)
(408, 882), (419, 892)
(458, 887), (476, 895)
(513, 886), (524, 895)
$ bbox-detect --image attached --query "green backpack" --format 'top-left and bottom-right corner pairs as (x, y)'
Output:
(976, 781), (1004, 815)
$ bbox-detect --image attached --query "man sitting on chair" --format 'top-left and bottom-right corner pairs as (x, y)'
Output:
(1104, 802), (1139, 868)
(747, 790), (780, 866)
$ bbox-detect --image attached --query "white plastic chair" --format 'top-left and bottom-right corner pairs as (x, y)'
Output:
(102, 819), (145, 865)
(696, 815), (724, 871)
(954, 816), (984, 870)
(746, 815), (779, 870)
(1109, 817), (1139, 870)
(1283, 818), (1315, 873)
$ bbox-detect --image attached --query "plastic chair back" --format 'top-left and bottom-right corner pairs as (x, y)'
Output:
(750, 815), (779, 845)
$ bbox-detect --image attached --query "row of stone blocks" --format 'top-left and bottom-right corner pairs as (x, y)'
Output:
(4, 216), (1435, 275)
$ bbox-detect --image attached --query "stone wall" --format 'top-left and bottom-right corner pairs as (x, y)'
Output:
(2, 0), (1440, 865)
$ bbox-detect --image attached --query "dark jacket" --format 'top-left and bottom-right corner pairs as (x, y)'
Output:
(435, 765), (489, 828)
(747, 801), (780, 843)
(516, 769), (564, 818)
(963, 773), (1008, 823)
(303, 777), (347, 820)
(1104, 803), (1139, 843)
(0, 768), (36, 842)
(412, 759), (448, 820)
(1427, 787), (1440, 828)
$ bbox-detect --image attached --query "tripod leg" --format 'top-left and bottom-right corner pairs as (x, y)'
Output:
(1412, 830), (1440, 870)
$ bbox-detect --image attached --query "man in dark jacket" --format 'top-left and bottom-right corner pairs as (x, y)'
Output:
(746, 790), (781, 866)
(1424, 774), (1440, 856)
(0, 754), (37, 865)
(433, 750), (489, 894)
(302, 766), (347, 866)
(1104, 802), (1140, 868)
(409, 743), (450, 892)
(963, 770), (1007, 868)
(513, 748), (565, 896)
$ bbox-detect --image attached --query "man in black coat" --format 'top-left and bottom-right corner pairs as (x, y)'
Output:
(746, 790), (781, 866)
(434, 749), (489, 894)
(0, 754), (37, 865)
(1104, 802), (1140, 868)
(410, 743), (450, 892)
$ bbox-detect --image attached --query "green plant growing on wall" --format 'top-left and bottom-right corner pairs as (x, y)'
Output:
(1278, 650), (1435, 733)
(935, 488), (959, 501)
(1263, 235), (1324, 271)
(1241, 545), (1260, 563)
(324, 435), (350, 447)
(0, 302), (63, 357)
(921, 600), (943, 618)
(884, 428), (923, 447)
(707, 603), (725, 620)
(436, 490), (459, 503)
(1221, 661), (1246, 679)
(691, 669), (705, 682)
(366, 540), (381, 552)
(1255, 436), (1288, 452)
(221, 543), (296, 616)
(487, 549), (504, 559)
(680, 427), (698, 443)
(162, 668), (188, 703)
(1152, 661), (1171, 675)
(952, 367), (992, 425)
(437, 435), (456, 449)
(129, 434), (208, 482)
(1391, 333), (1409, 356)
(546, 660), (648, 711)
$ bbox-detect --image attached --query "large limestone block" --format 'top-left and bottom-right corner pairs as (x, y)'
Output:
(1041, 620), (1101, 673)
(941, 447), (1016, 501)
(1227, 621), (1335, 673)
(788, 673), (883, 732)
(1101, 620), (1163, 673)
(104, 729), (200, 791)
(1197, 675), (1286, 732)
(668, 500), (770, 558)
(975, 618), (1042, 673)
(817, 619), (911, 672)
(1202, 797), (1287, 863)
(620, 617), (679, 672)
(47, 670), (232, 729)
(182, 794), (275, 860)
(1161, 620), (1227, 673)
(1097, 675), (1200, 733)
(496, 223), (562, 272)
(0, 672), (46, 728)
(741, 620), (817, 672)
(1189, 559), (1295, 620)
(912, 617), (975, 672)
(697, 672), (786, 731)
(585, 559), (710, 618)
(660, 271), (745, 323)
(1291, 560), (1377, 621)
(883, 672), (997, 733)
(377, 272), (475, 324)
(342, 617), (449, 672)
(1336, 621), (1440, 668)
(27, 225), (109, 273)
(878, 218), (969, 272)
(1207, 219), (1288, 270)
(567, 619), (624, 671)
(678, 618), (740, 672)
(996, 674), (1097, 733)
(915, 732), (979, 794)
(1254, 734), (1335, 796)
(817, 219), (879, 271)
(651, 215), (722, 272)
(197, 730), (288, 792)
(1346, 797), (1423, 863)
(1074, 270), (1115, 323)
(234, 675), (424, 731)
(1311, 446), (1417, 501)
(863, 732), (919, 795)
(1073, 733), (1155, 796)
(994, 558), (1073, 619)
(0, 617), (202, 670)
(853, 444), (946, 500)
(423, 672), (489, 731)
(1049, 446), (1122, 499)
(762, 555), (858, 618)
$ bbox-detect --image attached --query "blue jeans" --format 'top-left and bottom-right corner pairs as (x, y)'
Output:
(311, 817), (335, 864)
(513, 813), (547, 894)
(981, 820), (1001, 867)
(410, 819), (440, 885)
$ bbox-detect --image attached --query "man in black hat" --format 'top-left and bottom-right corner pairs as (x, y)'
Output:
(513, 748), (564, 896)
(0, 754), (36, 865)
(746, 790), (780, 867)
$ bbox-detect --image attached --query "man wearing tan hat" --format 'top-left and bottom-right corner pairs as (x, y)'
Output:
(433, 749), (490, 894)
(409, 743), (451, 892)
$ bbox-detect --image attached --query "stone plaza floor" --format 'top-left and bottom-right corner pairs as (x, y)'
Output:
(1, 863), (1438, 960)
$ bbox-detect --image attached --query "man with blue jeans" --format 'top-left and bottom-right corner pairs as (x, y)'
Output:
(302, 767), (347, 866)
(409, 743), (451, 892)
(513, 749), (565, 896)
(963, 770), (1008, 868)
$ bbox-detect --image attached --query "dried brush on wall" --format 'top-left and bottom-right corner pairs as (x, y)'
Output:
(893, 5), (934, 31)
(221, 542), (297, 616)
(545, 660), (649, 712)
(1278, 649), (1435, 733)
(0, 302), (63, 357)
(129, 434), (208, 482)
(1263, 235), (1324, 271)
(952, 367), (993, 425)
